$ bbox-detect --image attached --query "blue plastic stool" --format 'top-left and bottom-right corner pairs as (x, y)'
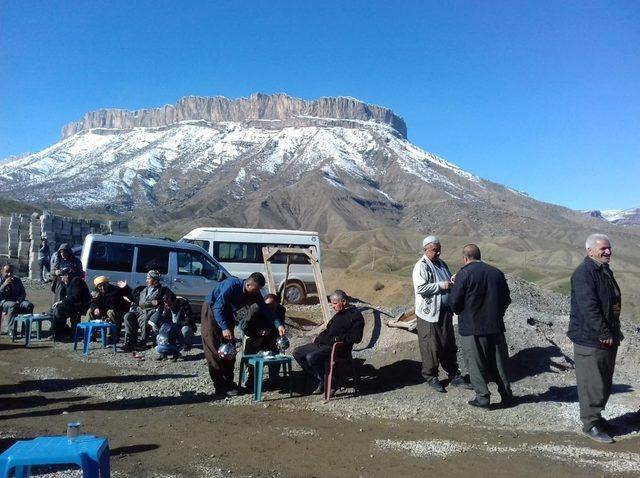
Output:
(13, 314), (53, 347)
(0, 435), (110, 477)
(238, 354), (293, 402)
(74, 322), (117, 356)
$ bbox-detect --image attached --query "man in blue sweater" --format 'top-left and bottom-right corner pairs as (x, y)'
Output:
(201, 272), (285, 397)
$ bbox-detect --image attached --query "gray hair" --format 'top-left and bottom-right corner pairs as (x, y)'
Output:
(330, 289), (349, 302)
(586, 233), (611, 251)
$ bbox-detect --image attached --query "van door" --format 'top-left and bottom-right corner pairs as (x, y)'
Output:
(84, 240), (135, 287)
(132, 245), (173, 293)
(173, 248), (224, 310)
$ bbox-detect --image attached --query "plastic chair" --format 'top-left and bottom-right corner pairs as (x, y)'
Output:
(74, 322), (117, 356)
(238, 354), (293, 402)
(324, 342), (360, 401)
(0, 435), (110, 477)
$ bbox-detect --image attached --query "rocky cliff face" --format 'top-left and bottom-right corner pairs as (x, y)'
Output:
(61, 93), (408, 139)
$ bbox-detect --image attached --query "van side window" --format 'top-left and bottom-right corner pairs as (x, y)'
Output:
(135, 246), (170, 275)
(177, 250), (220, 280)
(214, 242), (259, 263)
(88, 241), (134, 272)
(184, 239), (210, 252)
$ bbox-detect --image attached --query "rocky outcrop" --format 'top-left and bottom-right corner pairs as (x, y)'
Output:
(61, 93), (408, 139)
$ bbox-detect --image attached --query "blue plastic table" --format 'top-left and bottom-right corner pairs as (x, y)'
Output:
(74, 322), (117, 356)
(0, 434), (110, 478)
(238, 354), (293, 402)
(12, 314), (53, 347)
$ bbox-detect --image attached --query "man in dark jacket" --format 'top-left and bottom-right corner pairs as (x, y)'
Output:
(449, 244), (513, 409)
(38, 238), (51, 282)
(51, 243), (84, 303)
(88, 276), (133, 342)
(122, 270), (168, 351)
(293, 289), (365, 395)
(201, 272), (285, 397)
(0, 264), (34, 338)
(51, 267), (91, 340)
(567, 234), (622, 444)
(158, 290), (196, 351)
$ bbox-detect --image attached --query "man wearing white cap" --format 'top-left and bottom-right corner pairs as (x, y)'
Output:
(412, 236), (469, 393)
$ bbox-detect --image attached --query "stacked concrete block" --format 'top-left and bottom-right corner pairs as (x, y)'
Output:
(7, 215), (19, 258)
(28, 213), (42, 279)
(0, 216), (9, 254)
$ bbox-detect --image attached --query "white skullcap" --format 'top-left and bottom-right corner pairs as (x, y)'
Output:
(422, 235), (440, 247)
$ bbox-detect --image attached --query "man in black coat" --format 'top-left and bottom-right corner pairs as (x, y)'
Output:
(51, 267), (91, 340)
(0, 264), (34, 338)
(293, 289), (364, 395)
(88, 276), (133, 342)
(567, 233), (622, 444)
(449, 244), (513, 409)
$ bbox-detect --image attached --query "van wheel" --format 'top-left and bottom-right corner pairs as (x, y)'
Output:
(284, 283), (306, 305)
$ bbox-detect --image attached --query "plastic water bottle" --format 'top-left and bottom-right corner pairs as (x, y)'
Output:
(67, 422), (81, 441)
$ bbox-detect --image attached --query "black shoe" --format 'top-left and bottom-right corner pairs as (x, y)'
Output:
(468, 398), (490, 409)
(120, 343), (134, 352)
(312, 382), (324, 395)
(224, 388), (239, 398)
(170, 353), (180, 362)
(182, 345), (192, 352)
(156, 353), (167, 361)
(499, 394), (518, 408)
(449, 375), (473, 390)
(427, 377), (446, 393)
(583, 425), (614, 443)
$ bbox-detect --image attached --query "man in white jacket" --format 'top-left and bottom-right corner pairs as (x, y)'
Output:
(413, 236), (469, 392)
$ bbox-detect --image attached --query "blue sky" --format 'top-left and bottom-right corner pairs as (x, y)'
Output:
(1, 1), (638, 211)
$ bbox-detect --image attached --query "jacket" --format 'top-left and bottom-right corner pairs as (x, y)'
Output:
(59, 277), (91, 312)
(316, 305), (365, 346)
(242, 303), (286, 337)
(38, 243), (50, 262)
(412, 256), (451, 322)
(160, 297), (196, 331)
(567, 257), (622, 349)
(137, 285), (168, 310)
(51, 252), (83, 278)
(0, 275), (27, 303)
(90, 283), (132, 314)
(449, 260), (511, 336)
(206, 277), (282, 331)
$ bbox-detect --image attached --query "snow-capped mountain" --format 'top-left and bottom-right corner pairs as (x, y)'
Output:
(0, 93), (616, 236)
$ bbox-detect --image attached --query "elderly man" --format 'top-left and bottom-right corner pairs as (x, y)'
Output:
(293, 289), (364, 395)
(121, 270), (167, 351)
(412, 236), (468, 393)
(201, 272), (286, 397)
(568, 233), (622, 443)
(449, 244), (513, 409)
(0, 264), (34, 338)
(51, 267), (91, 340)
(88, 276), (132, 342)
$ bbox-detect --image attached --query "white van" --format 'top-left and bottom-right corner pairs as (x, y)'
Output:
(81, 233), (230, 312)
(180, 227), (321, 304)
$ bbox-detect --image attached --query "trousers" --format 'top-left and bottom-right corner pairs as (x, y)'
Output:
(2, 300), (34, 335)
(416, 311), (461, 381)
(460, 333), (512, 405)
(574, 343), (617, 432)
(292, 342), (333, 381)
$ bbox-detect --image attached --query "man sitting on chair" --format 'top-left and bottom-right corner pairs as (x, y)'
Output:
(88, 276), (133, 342)
(293, 289), (364, 395)
(0, 264), (34, 338)
(51, 267), (91, 340)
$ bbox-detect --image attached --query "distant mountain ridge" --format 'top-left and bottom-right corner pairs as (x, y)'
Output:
(61, 93), (407, 140)
(586, 208), (640, 227)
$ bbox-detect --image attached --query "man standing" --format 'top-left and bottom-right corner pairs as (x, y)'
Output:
(201, 272), (285, 397)
(0, 264), (34, 338)
(38, 238), (51, 282)
(567, 234), (622, 443)
(293, 289), (364, 395)
(122, 270), (167, 351)
(412, 236), (468, 393)
(449, 244), (513, 409)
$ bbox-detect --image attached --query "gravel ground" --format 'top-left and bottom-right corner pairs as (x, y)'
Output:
(5, 276), (640, 476)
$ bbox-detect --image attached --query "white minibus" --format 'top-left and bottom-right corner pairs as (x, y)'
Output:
(180, 227), (320, 304)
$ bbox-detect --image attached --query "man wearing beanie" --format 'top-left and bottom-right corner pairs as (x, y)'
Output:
(412, 235), (469, 393)
(122, 270), (168, 351)
(88, 276), (133, 343)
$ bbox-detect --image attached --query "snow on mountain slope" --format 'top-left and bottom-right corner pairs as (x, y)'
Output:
(0, 117), (482, 210)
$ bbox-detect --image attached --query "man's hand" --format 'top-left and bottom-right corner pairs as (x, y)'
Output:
(151, 299), (158, 307)
(52, 301), (62, 308)
(222, 329), (233, 340)
(277, 325), (286, 337)
(93, 308), (101, 316)
(600, 337), (614, 347)
(439, 281), (451, 291)
(116, 280), (128, 288)
(450, 274), (456, 284)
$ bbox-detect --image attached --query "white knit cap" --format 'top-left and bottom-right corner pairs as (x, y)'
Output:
(422, 235), (440, 247)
